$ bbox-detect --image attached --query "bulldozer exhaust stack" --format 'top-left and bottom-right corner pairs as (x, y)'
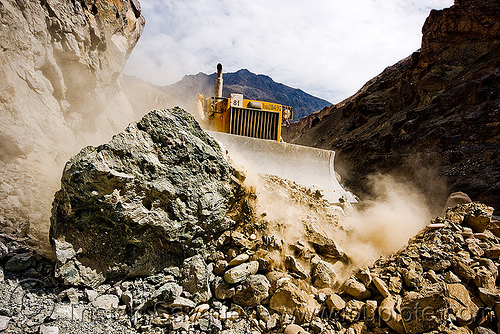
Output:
(214, 63), (223, 99)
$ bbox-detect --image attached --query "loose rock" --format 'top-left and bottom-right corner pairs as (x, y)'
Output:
(325, 291), (346, 313)
(92, 294), (119, 310)
(270, 281), (320, 324)
(213, 278), (236, 300)
(401, 285), (449, 334)
(379, 296), (404, 334)
(232, 274), (270, 307)
(51, 108), (249, 286)
(5, 253), (35, 272)
(228, 253), (249, 267)
(39, 325), (59, 334)
(284, 324), (307, 334)
(342, 276), (371, 300)
(373, 276), (390, 298)
(0, 316), (10, 331)
(312, 260), (337, 289)
(284, 255), (309, 279)
(446, 283), (479, 326)
(341, 299), (364, 323)
(224, 261), (259, 284)
(180, 255), (212, 303)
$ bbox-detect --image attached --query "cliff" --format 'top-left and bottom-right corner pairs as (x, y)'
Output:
(0, 0), (145, 253)
(284, 0), (500, 213)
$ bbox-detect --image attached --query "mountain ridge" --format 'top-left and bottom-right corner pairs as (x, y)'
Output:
(161, 68), (332, 121)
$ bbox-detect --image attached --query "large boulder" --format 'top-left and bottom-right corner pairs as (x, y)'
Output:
(50, 108), (250, 287)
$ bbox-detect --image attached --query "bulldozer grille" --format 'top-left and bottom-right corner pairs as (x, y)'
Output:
(229, 107), (280, 140)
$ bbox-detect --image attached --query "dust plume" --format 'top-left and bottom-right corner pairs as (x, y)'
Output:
(0, 69), (140, 256)
(230, 159), (433, 281)
(336, 174), (432, 270)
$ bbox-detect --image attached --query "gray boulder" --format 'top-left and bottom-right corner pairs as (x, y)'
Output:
(50, 108), (249, 287)
(5, 252), (36, 272)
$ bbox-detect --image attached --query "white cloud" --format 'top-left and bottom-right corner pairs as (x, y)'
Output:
(124, 0), (454, 103)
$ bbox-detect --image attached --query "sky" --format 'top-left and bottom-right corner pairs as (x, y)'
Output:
(124, 0), (454, 103)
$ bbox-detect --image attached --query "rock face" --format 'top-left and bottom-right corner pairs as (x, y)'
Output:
(0, 0), (145, 252)
(4, 193), (500, 332)
(50, 108), (250, 287)
(284, 0), (500, 213)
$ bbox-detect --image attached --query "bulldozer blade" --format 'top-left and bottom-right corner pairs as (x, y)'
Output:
(208, 131), (356, 204)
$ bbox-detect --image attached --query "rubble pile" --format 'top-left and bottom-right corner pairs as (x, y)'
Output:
(2, 109), (499, 334)
(329, 202), (500, 334)
(2, 198), (500, 333)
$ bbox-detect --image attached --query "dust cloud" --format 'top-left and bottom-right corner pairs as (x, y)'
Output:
(0, 70), (141, 255)
(232, 159), (434, 281)
(336, 174), (432, 269)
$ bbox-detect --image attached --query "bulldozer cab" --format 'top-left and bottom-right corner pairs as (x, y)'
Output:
(201, 64), (292, 142)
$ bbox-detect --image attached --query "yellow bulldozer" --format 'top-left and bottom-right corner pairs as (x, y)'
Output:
(199, 64), (355, 204)
(202, 63), (292, 142)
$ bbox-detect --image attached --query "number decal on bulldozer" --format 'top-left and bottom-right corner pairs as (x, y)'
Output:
(230, 94), (243, 107)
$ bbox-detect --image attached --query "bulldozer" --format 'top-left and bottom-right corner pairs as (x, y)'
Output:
(199, 64), (356, 204)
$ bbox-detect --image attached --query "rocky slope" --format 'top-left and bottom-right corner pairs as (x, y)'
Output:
(2, 196), (500, 333)
(283, 0), (500, 214)
(159, 69), (332, 121)
(0, 0), (145, 253)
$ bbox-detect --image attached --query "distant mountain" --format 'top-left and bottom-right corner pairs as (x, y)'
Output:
(162, 69), (332, 121)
